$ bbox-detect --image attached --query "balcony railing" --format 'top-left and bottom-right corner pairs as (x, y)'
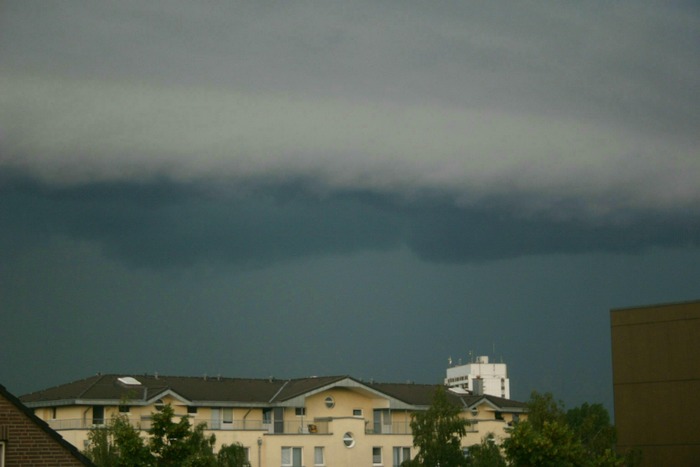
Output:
(45, 418), (330, 435)
(365, 420), (412, 435)
(365, 420), (478, 435)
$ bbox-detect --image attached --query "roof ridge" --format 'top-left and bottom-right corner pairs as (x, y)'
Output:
(279, 375), (351, 399)
(268, 380), (290, 403)
(77, 374), (107, 398)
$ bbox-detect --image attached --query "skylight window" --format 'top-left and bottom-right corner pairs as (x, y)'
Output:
(117, 376), (142, 386)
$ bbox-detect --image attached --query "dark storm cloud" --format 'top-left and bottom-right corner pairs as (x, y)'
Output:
(2, 0), (700, 414)
(3, 177), (699, 269)
(405, 201), (700, 262)
(1, 178), (402, 268)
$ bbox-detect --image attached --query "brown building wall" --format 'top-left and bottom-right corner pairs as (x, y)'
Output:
(0, 387), (93, 466)
(610, 300), (700, 466)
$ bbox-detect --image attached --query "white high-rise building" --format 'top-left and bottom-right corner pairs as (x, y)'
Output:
(445, 355), (510, 399)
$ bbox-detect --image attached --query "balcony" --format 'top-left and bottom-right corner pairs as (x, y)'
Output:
(365, 420), (412, 435)
(365, 420), (478, 435)
(45, 418), (330, 435)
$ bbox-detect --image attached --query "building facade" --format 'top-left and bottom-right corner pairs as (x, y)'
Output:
(21, 374), (526, 467)
(611, 299), (700, 466)
(0, 383), (94, 466)
(445, 355), (510, 399)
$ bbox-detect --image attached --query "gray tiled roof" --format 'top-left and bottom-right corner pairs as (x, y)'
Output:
(20, 374), (526, 411)
(366, 382), (527, 410)
(21, 374), (290, 404)
(366, 382), (446, 406)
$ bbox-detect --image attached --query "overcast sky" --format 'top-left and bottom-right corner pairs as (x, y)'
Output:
(1, 1), (699, 412)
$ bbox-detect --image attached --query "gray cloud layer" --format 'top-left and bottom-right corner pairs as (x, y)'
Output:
(2, 1), (699, 218)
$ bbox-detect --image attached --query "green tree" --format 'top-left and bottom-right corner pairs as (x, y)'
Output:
(503, 392), (628, 467)
(503, 416), (584, 467)
(85, 404), (250, 467)
(465, 433), (506, 467)
(566, 403), (616, 458)
(406, 385), (471, 467)
(525, 390), (566, 430)
(85, 413), (153, 466)
(217, 443), (251, 467)
(148, 404), (218, 466)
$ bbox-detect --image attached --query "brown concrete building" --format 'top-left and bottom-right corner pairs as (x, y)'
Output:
(610, 299), (700, 466)
(0, 383), (93, 466)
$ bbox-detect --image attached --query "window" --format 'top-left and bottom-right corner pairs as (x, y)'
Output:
(154, 399), (165, 411)
(373, 409), (392, 434)
(119, 405), (130, 413)
(295, 407), (306, 416)
(263, 408), (272, 424)
(343, 432), (355, 448)
(373, 446), (383, 465)
(393, 447), (410, 467)
(92, 406), (105, 425)
(353, 408), (363, 416)
(223, 408), (233, 427)
(314, 446), (325, 466)
(187, 406), (198, 415)
(0, 441), (5, 467)
(324, 396), (335, 408)
(51, 407), (57, 419)
(281, 447), (302, 467)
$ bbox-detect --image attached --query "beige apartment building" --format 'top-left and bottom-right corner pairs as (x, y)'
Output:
(21, 373), (526, 466)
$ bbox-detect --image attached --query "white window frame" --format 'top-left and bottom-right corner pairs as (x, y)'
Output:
(281, 446), (303, 467)
(353, 408), (363, 416)
(372, 446), (383, 465)
(393, 446), (411, 467)
(314, 446), (325, 466)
